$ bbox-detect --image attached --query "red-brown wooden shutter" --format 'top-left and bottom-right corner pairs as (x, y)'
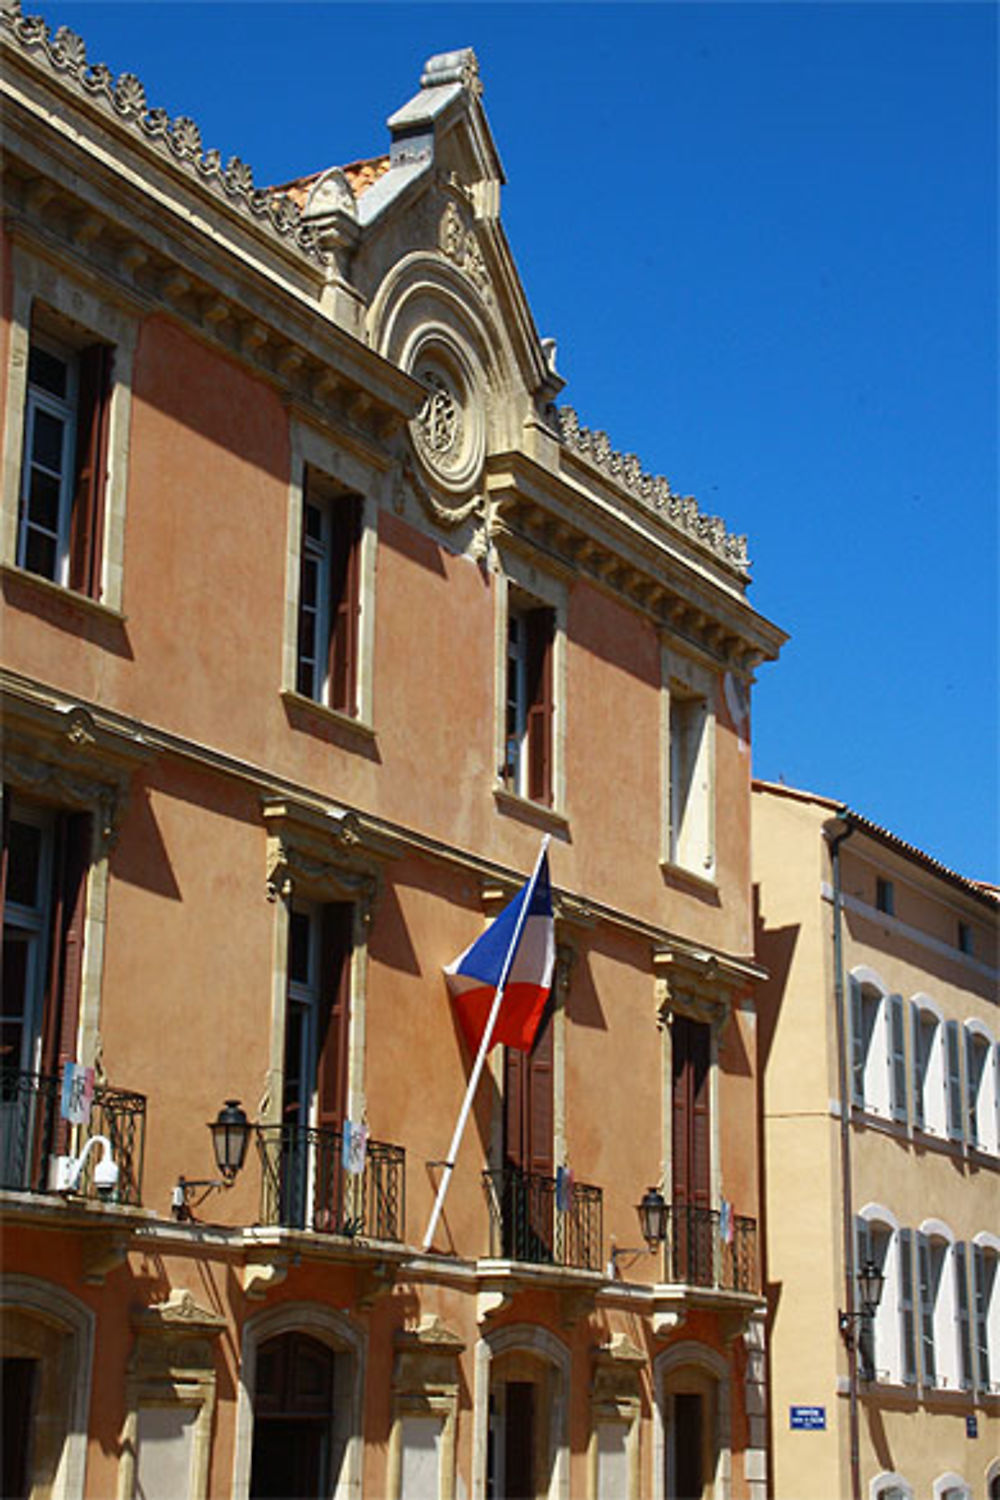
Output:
(69, 344), (112, 599)
(315, 903), (352, 1131)
(503, 1045), (525, 1170)
(525, 608), (554, 805)
(40, 812), (90, 1079)
(672, 1015), (711, 1209)
(327, 496), (361, 714)
(527, 1009), (554, 1178)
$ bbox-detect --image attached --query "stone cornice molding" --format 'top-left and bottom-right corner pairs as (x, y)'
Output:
(262, 794), (402, 909)
(0, 0), (327, 266)
(556, 405), (749, 578)
(653, 941), (764, 1025)
(1, 684), (153, 846)
(484, 453), (785, 675)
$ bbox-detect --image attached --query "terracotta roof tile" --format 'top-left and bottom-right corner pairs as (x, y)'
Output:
(269, 156), (391, 211)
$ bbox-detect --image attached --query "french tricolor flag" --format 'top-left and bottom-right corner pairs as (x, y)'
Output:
(444, 851), (555, 1055)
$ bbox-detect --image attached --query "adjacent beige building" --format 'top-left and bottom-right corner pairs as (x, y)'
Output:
(753, 781), (999, 1500)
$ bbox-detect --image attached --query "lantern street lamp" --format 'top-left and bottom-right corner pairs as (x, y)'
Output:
(839, 1257), (886, 1382)
(172, 1100), (252, 1220)
(607, 1186), (670, 1280)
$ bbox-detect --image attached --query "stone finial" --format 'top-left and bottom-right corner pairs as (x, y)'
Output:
(420, 48), (481, 95)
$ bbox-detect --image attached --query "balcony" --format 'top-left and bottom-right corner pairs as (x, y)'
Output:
(256, 1124), (405, 1242)
(482, 1166), (603, 1272)
(0, 1067), (146, 1205)
(662, 1204), (757, 1293)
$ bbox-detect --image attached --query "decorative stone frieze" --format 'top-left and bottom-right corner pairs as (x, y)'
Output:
(556, 404), (750, 576)
(0, 0), (329, 265)
(439, 200), (493, 304)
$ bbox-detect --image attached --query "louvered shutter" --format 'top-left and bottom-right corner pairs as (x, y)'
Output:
(525, 608), (554, 805)
(671, 1018), (691, 1211)
(40, 811), (90, 1079)
(971, 1243), (989, 1390)
(898, 1229), (916, 1384)
(964, 1028), (978, 1147)
(889, 994), (907, 1122)
(316, 904), (352, 1132)
(917, 1232), (935, 1386)
(527, 1008), (554, 1179)
(849, 978), (865, 1108)
(955, 1242), (973, 1390)
(503, 1045), (526, 1171)
(68, 344), (112, 599)
(327, 496), (361, 714)
(691, 1021), (711, 1210)
(910, 1003), (925, 1129)
(945, 1020), (964, 1141)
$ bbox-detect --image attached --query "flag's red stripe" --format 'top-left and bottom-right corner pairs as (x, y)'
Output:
(453, 981), (550, 1055)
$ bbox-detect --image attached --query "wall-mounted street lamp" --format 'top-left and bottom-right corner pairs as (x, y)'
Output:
(172, 1100), (251, 1221)
(607, 1186), (669, 1279)
(839, 1257), (886, 1382)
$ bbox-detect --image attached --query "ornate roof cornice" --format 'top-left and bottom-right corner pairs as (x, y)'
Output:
(555, 405), (750, 578)
(0, 0), (329, 266)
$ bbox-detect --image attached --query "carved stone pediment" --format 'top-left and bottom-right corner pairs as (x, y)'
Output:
(394, 1315), (464, 1396)
(262, 795), (401, 905)
(653, 941), (763, 1025)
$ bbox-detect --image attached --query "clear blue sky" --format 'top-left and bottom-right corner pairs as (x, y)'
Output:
(34, 2), (999, 881)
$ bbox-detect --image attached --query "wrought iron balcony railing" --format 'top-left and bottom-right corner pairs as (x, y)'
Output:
(0, 1067), (146, 1206)
(256, 1124), (405, 1242)
(482, 1166), (603, 1272)
(663, 1204), (757, 1293)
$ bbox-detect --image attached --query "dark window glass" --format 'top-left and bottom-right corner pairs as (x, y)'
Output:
(27, 346), (67, 398)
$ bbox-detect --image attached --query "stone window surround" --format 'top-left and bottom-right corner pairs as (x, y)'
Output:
(231, 1301), (366, 1500)
(660, 643), (717, 883)
(1, 243), (137, 614)
(0, 1276), (95, 1500)
(588, 1334), (644, 1500)
(281, 419), (381, 732)
(116, 1290), (226, 1500)
(491, 544), (568, 821)
(387, 1315), (465, 1500)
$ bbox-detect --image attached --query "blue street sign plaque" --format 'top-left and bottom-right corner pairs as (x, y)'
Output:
(790, 1406), (827, 1431)
(966, 1414), (978, 1439)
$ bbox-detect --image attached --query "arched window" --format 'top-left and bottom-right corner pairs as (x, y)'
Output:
(964, 1021), (998, 1155)
(972, 1233), (1000, 1395)
(916, 1220), (972, 1390)
(476, 1325), (570, 1500)
(857, 1206), (915, 1385)
(871, 1473), (913, 1500)
(911, 995), (947, 1136)
(849, 969), (896, 1118)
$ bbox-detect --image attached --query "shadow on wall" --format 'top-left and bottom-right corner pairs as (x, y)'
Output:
(110, 780), (182, 900)
(752, 884), (800, 1074)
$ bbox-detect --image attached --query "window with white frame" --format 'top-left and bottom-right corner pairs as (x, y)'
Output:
(661, 651), (715, 879)
(871, 1476), (913, 1500)
(17, 321), (113, 600)
(857, 1209), (917, 1385)
(972, 1236), (1000, 1395)
(964, 1023), (998, 1154)
(917, 1223), (963, 1390)
(849, 972), (893, 1117)
(910, 996), (947, 1136)
(295, 472), (363, 717)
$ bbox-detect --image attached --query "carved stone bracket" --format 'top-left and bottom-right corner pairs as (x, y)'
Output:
(261, 796), (401, 908)
(652, 1308), (688, 1339)
(356, 1261), (396, 1311)
(242, 1259), (288, 1301)
(476, 1287), (512, 1325)
(559, 1286), (596, 1329)
(81, 1230), (129, 1285)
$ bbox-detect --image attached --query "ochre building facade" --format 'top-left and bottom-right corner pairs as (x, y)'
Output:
(0, 8), (786, 1498)
(753, 783), (999, 1500)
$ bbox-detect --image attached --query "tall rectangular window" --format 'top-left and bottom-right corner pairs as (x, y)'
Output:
(503, 599), (554, 805)
(17, 331), (112, 599)
(295, 474), (361, 716)
(668, 688), (713, 875)
(671, 1015), (712, 1286)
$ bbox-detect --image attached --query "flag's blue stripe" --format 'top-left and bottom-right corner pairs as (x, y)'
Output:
(458, 855), (551, 987)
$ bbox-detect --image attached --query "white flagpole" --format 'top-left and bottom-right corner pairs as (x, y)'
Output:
(422, 835), (551, 1252)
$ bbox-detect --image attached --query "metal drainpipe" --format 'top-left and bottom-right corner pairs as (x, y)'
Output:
(827, 813), (859, 1500)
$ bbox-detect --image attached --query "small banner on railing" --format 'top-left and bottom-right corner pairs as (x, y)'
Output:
(60, 1062), (94, 1125)
(555, 1164), (574, 1212)
(342, 1120), (369, 1175)
(720, 1198), (734, 1245)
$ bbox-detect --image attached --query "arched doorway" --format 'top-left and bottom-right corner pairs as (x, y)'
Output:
(474, 1325), (569, 1500)
(654, 1343), (730, 1500)
(250, 1332), (336, 1499)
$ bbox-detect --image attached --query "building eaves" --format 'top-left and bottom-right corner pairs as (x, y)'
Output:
(753, 779), (998, 908)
